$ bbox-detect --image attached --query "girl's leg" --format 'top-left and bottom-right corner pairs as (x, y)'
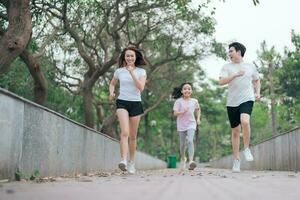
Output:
(186, 129), (196, 162)
(116, 109), (130, 160)
(178, 131), (187, 161)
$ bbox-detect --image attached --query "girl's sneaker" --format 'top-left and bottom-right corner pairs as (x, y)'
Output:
(180, 158), (187, 170)
(118, 160), (127, 172)
(188, 161), (197, 170)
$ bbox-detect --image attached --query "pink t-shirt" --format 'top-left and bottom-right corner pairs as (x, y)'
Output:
(173, 98), (200, 132)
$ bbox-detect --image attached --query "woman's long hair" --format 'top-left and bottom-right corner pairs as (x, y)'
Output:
(118, 46), (148, 67)
(172, 82), (193, 99)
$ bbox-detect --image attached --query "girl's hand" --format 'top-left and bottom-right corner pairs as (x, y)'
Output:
(197, 119), (201, 125)
(182, 107), (189, 114)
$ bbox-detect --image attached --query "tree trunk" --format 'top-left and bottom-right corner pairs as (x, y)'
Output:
(82, 85), (94, 128)
(20, 49), (48, 105)
(268, 63), (278, 136)
(144, 113), (150, 151)
(143, 90), (150, 150)
(170, 109), (175, 151)
(101, 113), (118, 139)
(0, 0), (32, 74)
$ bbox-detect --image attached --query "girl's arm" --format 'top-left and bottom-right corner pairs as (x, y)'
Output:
(173, 108), (189, 117)
(196, 106), (201, 125)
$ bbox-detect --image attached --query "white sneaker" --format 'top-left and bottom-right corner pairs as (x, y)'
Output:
(188, 161), (197, 170)
(232, 159), (240, 173)
(244, 148), (254, 162)
(127, 161), (136, 174)
(118, 160), (127, 172)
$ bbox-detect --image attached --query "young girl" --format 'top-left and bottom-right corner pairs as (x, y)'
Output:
(109, 46), (147, 174)
(172, 82), (201, 170)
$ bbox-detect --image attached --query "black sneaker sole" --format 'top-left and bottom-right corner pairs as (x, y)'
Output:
(118, 163), (127, 171)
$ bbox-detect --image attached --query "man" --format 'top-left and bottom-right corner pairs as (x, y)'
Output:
(219, 42), (261, 172)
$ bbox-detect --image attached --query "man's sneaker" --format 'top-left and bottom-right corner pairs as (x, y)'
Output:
(118, 160), (127, 172)
(232, 159), (240, 173)
(127, 161), (136, 174)
(244, 148), (254, 162)
(188, 161), (197, 170)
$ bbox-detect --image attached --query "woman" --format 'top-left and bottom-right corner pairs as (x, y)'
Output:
(109, 46), (147, 174)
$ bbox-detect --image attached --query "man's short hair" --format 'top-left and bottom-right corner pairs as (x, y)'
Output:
(229, 42), (246, 57)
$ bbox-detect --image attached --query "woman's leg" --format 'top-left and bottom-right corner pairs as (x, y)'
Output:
(128, 115), (141, 162)
(116, 109), (130, 160)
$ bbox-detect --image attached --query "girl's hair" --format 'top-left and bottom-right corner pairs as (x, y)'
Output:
(118, 46), (148, 67)
(172, 82), (193, 99)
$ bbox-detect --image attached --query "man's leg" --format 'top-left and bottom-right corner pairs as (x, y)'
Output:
(231, 125), (241, 160)
(241, 112), (254, 161)
(241, 113), (251, 148)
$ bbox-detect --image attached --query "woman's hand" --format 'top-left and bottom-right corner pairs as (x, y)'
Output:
(109, 93), (115, 102)
(126, 66), (135, 73)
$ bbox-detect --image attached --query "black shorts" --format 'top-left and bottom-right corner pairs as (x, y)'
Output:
(116, 99), (144, 117)
(227, 101), (254, 128)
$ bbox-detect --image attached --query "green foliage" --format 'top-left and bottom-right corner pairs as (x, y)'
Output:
(211, 40), (227, 60)
(3, 0), (299, 165)
(0, 58), (34, 100)
(15, 169), (41, 181)
(279, 46), (300, 98)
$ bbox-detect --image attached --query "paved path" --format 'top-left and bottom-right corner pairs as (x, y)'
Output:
(1, 167), (299, 200)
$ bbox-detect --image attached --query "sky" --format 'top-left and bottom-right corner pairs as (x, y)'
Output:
(199, 0), (300, 80)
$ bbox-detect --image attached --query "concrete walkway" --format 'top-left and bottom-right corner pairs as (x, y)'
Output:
(1, 167), (299, 200)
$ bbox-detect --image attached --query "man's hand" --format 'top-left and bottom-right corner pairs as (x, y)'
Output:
(255, 93), (261, 101)
(234, 70), (245, 78)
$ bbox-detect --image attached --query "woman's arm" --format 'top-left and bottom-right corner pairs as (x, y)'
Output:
(127, 67), (146, 91)
(109, 77), (118, 102)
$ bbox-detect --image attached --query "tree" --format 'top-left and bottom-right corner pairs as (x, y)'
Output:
(0, 0), (32, 74)
(255, 41), (281, 136)
(34, 0), (217, 132)
(279, 31), (300, 99)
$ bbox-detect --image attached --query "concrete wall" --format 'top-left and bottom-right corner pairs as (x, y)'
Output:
(209, 127), (300, 171)
(0, 88), (166, 180)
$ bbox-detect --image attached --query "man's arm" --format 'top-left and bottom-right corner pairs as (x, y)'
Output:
(252, 79), (261, 101)
(219, 70), (245, 85)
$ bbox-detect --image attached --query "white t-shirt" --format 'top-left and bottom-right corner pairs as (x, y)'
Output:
(173, 98), (200, 131)
(113, 67), (146, 101)
(219, 62), (260, 107)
